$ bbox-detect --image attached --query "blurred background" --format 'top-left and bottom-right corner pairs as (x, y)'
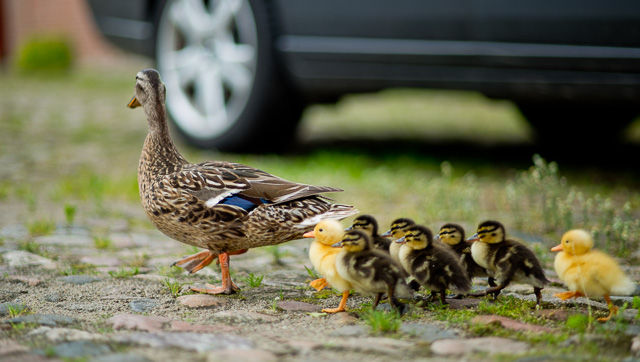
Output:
(0, 0), (639, 256)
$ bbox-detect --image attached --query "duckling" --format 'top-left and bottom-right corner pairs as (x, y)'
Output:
(129, 69), (358, 294)
(468, 220), (549, 306)
(436, 223), (496, 289)
(347, 215), (391, 252)
(381, 218), (416, 266)
(397, 225), (471, 304)
(303, 220), (352, 313)
(334, 230), (412, 311)
(551, 229), (637, 322)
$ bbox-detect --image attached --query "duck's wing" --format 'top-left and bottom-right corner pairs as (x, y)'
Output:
(165, 161), (343, 211)
(195, 161), (343, 204)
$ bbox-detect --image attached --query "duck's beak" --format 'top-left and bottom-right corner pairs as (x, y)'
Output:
(395, 236), (406, 244)
(345, 226), (353, 231)
(381, 229), (392, 237)
(331, 242), (342, 248)
(303, 230), (315, 238)
(128, 96), (141, 108)
(467, 233), (479, 242)
(434, 234), (441, 242)
(551, 244), (563, 252)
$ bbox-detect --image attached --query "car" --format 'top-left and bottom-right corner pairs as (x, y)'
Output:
(88, 0), (640, 152)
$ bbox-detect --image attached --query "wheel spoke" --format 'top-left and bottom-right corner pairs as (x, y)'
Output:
(165, 47), (204, 86)
(169, 0), (213, 40)
(210, 0), (243, 35)
(196, 67), (227, 125)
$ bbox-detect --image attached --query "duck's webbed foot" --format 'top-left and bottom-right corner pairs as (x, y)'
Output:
(171, 250), (217, 274)
(553, 290), (584, 301)
(310, 278), (329, 291)
(190, 252), (240, 295)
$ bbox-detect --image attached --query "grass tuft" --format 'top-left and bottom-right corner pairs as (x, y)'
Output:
(242, 273), (264, 288)
(361, 308), (402, 334)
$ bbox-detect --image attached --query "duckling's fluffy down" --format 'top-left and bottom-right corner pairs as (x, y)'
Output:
(554, 249), (636, 297)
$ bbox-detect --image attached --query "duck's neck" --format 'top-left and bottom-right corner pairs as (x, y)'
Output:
(141, 101), (188, 174)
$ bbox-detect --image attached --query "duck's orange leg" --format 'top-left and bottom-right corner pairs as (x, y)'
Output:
(171, 250), (217, 274)
(310, 278), (329, 291)
(191, 252), (240, 295)
(598, 294), (619, 322)
(553, 290), (584, 300)
(322, 291), (349, 313)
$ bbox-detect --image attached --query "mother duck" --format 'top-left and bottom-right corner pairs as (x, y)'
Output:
(128, 69), (358, 294)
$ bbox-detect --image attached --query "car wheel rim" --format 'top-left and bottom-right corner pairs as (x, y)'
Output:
(156, 0), (257, 140)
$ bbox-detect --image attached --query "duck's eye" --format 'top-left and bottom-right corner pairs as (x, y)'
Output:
(566, 240), (570, 243)
(491, 232), (496, 236)
(318, 229), (324, 232)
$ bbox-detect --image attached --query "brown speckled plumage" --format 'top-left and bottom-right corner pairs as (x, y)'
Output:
(129, 69), (357, 291)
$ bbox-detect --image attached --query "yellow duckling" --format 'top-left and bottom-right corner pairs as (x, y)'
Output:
(551, 229), (637, 322)
(303, 220), (352, 313)
(468, 220), (549, 306)
(334, 230), (412, 312)
(398, 225), (471, 304)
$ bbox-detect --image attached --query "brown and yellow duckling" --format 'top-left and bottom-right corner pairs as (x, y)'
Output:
(381, 218), (416, 266)
(468, 220), (549, 306)
(552, 229), (637, 322)
(348, 214), (391, 252)
(436, 223), (496, 289)
(397, 225), (471, 304)
(130, 69), (358, 294)
(303, 220), (352, 313)
(334, 230), (412, 312)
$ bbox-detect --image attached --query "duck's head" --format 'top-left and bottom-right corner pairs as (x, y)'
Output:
(437, 223), (465, 246)
(128, 69), (167, 131)
(381, 218), (415, 238)
(397, 225), (433, 250)
(303, 220), (345, 246)
(468, 220), (505, 244)
(348, 214), (379, 237)
(551, 229), (593, 256)
(333, 230), (371, 252)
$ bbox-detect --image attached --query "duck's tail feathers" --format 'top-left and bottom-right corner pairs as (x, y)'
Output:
(295, 205), (359, 228)
(612, 277), (637, 296)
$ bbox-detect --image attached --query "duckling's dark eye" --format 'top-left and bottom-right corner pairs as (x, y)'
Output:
(319, 229), (324, 232)
(491, 232), (496, 236)
(566, 240), (570, 243)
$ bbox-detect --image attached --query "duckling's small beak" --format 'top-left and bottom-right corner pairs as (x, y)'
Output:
(345, 226), (353, 231)
(303, 230), (315, 238)
(395, 236), (406, 244)
(434, 234), (441, 242)
(467, 233), (479, 242)
(381, 229), (392, 237)
(331, 242), (342, 248)
(128, 96), (141, 108)
(551, 244), (563, 252)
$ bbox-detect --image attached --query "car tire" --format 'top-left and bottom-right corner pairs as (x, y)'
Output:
(154, 0), (304, 153)
(517, 103), (638, 146)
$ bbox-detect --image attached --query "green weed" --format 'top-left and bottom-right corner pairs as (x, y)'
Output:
(304, 265), (321, 280)
(59, 263), (96, 276)
(242, 273), (264, 288)
(26, 219), (55, 237)
(108, 267), (139, 278)
(361, 308), (402, 334)
(93, 237), (113, 250)
(163, 278), (183, 298)
(5, 303), (30, 318)
(64, 203), (77, 226)
(18, 240), (42, 254)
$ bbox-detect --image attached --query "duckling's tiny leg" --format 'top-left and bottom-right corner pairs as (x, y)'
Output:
(310, 278), (329, 291)
(190, 252), (240, 295)
(371, 293), (383, 310)
(488, 277), (497, 287)
(322, 291), (349, 313)
(439, 289), (447, 305)
(388, 285), (406, 313)
(171, 250), (218, 274)
(553, 290), (584, 300)
(598, 294), (618, 322)
(533, 287), (543, 306)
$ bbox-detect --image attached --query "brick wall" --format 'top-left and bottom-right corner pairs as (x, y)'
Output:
(1, 0), (128, 66)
